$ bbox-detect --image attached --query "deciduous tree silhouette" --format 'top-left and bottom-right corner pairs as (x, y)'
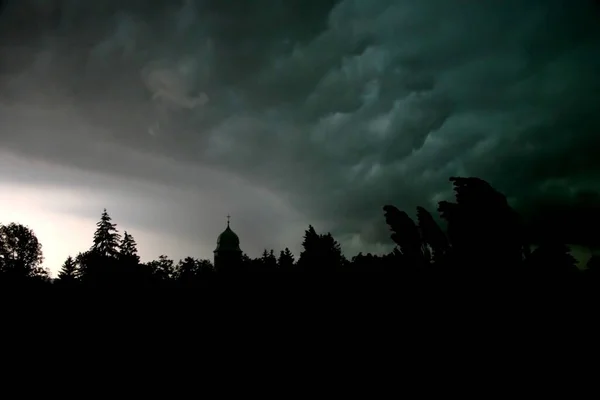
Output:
(0, 223), (46, 281)
(416, 206), (449, 266)
(175, 257), (213, 284)
(382, 206), (427, 268)
(197, 259), (214, 276)
(148, 255), (175, 283)
(382, 176), (581, 280)
(176, 256), (200, 282)
(437, 177), (525, 273)
(351, 252), (389, 272)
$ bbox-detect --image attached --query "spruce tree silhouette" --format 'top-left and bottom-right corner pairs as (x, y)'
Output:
(0, 222), (46, 282)
(56, 256), (78, 285)
(259, 249), (278, 272)
(297, 226), (346, 273)
(91, 209), (121, 258)
(320, 233), (346, 272)
(297, 225), (319, 272)
(119, 231), (140, 264)
(79, 209), (122, 285)
(278, 248), (295, 270)
(116, 231), (143, 285)
(75, 250), (103, 285)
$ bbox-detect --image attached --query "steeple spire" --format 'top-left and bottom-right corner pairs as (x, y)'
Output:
(226, 214), (231, 227)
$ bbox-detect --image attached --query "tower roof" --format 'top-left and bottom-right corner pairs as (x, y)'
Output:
(214, 217), (241, 253)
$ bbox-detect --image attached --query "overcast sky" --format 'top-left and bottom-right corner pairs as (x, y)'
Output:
(1, 0), (599, 275)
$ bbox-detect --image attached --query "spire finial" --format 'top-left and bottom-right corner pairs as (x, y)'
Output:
(226, 214), (231, 227)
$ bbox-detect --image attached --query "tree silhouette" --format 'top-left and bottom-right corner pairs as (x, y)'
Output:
(351, 252), (389, 272)
(416, 206), (449, 266)
(528, 242), (578, 276)
(240, 253), (253, 271)
(75, 250), (109, 284)
(148, 255), (175, 282)
(0, 223), (46, 280)
(74, 251), (88, 273)
(119, 231), (140, 264)
(297, 225), (319, 270)
(176, 256), (199, 281)
(382, 206), (427, 268)
(175, 257), (214, 286)
(585, 255), (600, 279)
(278, 248), (295, 270)
(197, 259), (214, 276)
(91, 209), (121, 258)
(259, 249), (278, 272)
(298, 226), (346, 273)
(0, 174), (594, 289)
(57, 256), (78, 283)
(437, 177), (525, 273)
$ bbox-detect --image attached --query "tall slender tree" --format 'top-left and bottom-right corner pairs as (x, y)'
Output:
(119, 231), (140, 264)
(91, 209), (121, 258)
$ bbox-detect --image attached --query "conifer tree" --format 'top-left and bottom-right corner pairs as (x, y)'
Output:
(91, 209), (121, 258)
(57, 256), (78, 282)
(297, 226), (346, 272)
(278, 248), (295, 269)
(119, 231), (140, 264)
(267, 249), (277, 270)
(260, 249), (277, 271)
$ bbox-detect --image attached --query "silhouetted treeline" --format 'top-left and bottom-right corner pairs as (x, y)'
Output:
(1, 177), (598, 290)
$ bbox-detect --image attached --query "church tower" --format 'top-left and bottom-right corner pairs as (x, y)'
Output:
(213, 215), (242, 273)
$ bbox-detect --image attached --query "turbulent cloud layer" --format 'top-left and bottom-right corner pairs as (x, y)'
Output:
(1, 0), (600, 266)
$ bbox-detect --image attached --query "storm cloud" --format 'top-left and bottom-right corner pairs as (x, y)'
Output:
(1, 0), (599, 272)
